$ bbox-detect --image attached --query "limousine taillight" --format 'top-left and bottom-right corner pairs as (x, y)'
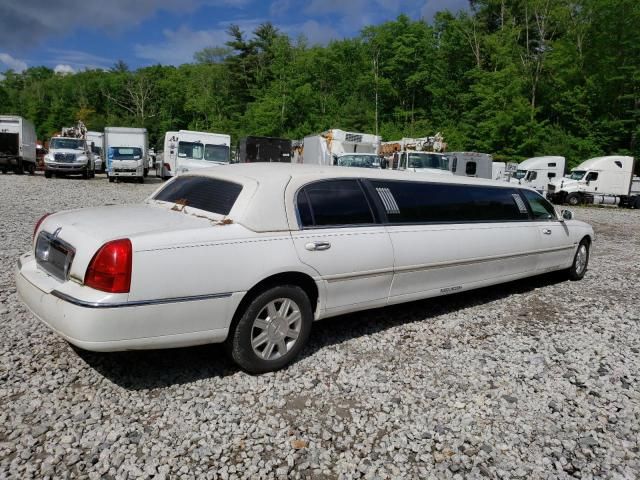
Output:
(85, 239), (132, 293)
(33, 213), (51, 240)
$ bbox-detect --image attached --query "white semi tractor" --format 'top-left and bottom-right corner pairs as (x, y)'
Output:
(104, 127), (148, 183)
(160, 130), (231, 179)
(0, 115), (37, 174)
(302, 129), (381, 166)
(547, 155), (640, 208)
(511, 156), (566, 194)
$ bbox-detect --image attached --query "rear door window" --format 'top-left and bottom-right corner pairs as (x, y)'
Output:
(154, 176), (242, 215)
(370, 180), (529, 223)
(297, 180), (375, 227)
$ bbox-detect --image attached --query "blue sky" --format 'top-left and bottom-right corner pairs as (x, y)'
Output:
(0, 0), (468, 74)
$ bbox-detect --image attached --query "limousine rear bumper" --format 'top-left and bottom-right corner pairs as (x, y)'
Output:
(16, 253), (239, 351)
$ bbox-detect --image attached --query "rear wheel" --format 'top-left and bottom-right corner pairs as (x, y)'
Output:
(44, 170), (52, 178)
(568, 238), (590, 281)
(108, 176), (115, 183)
(226, 285), (313, 373)
(566, 193), (581, 206)
(138, 176), (144, 184)
(82, 168), (89, 179)
(14, 160), (24, 175)
(27, 163), (35, 175)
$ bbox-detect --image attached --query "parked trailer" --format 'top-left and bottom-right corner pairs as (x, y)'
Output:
(160, 130), (230, 179)
(448, 152), (493, 179)
(104, 127), (148, 183)
(0, 115), (37, 175)
(511, 156), (566, 194)
(547, 156), (640, 208)
(492, 162), (506, 181)
(238, 136), (292, 163)
(303, 129), (380, 166)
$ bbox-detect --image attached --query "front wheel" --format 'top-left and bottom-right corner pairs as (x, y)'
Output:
(566, 193), (581, 206)
(44, 170), (52, 178)
(226, 285), (313, 373)
(108, 176), (115, 183)
(568, 238), (590, 281)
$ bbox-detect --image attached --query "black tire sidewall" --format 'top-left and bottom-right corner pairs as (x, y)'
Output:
(229, 285), (313, 374)
(569, 239), (590, 280)
(567, 194), (580, 206)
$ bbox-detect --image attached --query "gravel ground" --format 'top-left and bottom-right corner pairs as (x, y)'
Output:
(1, 172), (639, 480)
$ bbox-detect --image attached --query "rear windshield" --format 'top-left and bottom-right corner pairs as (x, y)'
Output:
(153, 176), (242, 215)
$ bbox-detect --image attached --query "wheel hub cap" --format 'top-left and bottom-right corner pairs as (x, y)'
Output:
(251, 298), (302, 361)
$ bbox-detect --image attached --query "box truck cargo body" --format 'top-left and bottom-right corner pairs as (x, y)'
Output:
(86, 131), (105, 172)
(448, 152), (493, 179)
(160, 130), (230, 179)
(0, 115), (37, 174)
(303, 129), (380, 166)
(238, 136), (291, 163)
(104, 127), (148, 183)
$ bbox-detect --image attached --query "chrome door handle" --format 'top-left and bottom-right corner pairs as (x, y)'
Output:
(542, 229), (552, 235)
(305, 241), (331, 251)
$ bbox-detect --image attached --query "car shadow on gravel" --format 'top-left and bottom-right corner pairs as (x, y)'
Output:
(76, 271), (567, 390)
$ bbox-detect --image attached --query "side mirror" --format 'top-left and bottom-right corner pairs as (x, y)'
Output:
(561, 209), (573, 221)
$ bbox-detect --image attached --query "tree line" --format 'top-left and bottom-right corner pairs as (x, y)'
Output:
(1, 0), (638, 168)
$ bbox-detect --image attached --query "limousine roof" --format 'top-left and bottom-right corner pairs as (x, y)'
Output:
(177, 163), (539, 232)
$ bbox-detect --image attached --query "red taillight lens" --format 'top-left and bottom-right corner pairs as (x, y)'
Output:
(163, 162), (171, 171)
(85, 239), (132, 293)
(33, 213), (51, 239)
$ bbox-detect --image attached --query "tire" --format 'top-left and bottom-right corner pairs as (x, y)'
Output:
(82, 168), (89, 179)
(143, 168), (149, 177)
(44, 170), (52, 179)
(138, 176), (144, 184)
(14, 160), (24, 175)
(566, 193), (581, 206)
(568, 238), (590, 281)
(2, 167), (8, 174)
(226, 285), (313, 374)
(108, 176), (115, 183)
(27, 163), (35, 175)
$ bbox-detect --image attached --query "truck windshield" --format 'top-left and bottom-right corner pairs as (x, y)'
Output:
(514, 170), (527, 180)
(50, 138), (85, 150)
(408, 153), (448, 170)
(336, 155), (380, 168)
(178, 141), (204, 160)
(569, 170), (586, 180)
(112, 147), (142, 160)
(204, 144), (229, 163)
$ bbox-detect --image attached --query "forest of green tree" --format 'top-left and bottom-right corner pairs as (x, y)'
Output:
(1, 0), (638, 168)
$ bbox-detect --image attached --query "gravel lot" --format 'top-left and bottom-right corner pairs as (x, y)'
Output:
(1, 172), (639, 479)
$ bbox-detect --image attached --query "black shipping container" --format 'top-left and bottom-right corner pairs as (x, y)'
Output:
(238, 136), (292, 163)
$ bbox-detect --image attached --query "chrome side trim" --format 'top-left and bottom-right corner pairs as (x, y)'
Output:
(323, 244), (576, 282)
(51, 290), (232, 309)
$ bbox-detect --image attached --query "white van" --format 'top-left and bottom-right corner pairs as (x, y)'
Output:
(160, 130), (230, 179)
(104, 127), (148, 183)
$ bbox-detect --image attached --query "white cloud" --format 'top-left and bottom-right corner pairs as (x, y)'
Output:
(135, 26), (229, 65)
(0, 52), (27, 72)
(269, 0), (292, 17)
(47, 48), (112, 70)
(420, 0), (469, 21)
(296, 20), (340, 45)
(54, 64), (76, 75)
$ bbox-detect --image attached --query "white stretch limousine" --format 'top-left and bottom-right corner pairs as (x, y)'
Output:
(17, 164), (594, 372)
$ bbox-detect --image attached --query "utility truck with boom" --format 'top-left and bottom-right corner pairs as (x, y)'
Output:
(380, 135), (451, 175)
(160, 130), (230, 179)
(547, 155), (640, 208)
(0, 115), (37, 175)
(105, 127), (148, 183)
(43, 121), (95, 179)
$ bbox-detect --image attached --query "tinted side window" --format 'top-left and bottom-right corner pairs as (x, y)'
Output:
(371, 181), (529, 223)
(298, 180), (374, 227)
(154, 176), (242, 215)
(521, 189), (557, 220)
(466, 162), (477, 175)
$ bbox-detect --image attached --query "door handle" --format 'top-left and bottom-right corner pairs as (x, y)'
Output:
(305, 241), (331, 251)
(542, 229), (552, 235)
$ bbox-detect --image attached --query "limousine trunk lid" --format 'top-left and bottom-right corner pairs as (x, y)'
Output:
(35, 204), (219, 283)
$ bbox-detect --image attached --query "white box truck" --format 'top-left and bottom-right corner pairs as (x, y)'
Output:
(510, 156), (565, 194)
(547, 155), (640, 208)
(159, 130), (230, 179)
(0, 115), (37, 174)
(302, 129), (381, 166)
(448, 152), (493, 178)
(104, 127), (148, 183)
(86, 131), (105, 173)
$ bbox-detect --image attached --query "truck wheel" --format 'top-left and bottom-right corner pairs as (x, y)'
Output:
(138, 176), (144, 184)
(27, 163), (35, 175)
(226, 285), (313, 374)
(82, 168), (89, 179)
(634, 196), (640, 209)
(566, 193), (581, 206)
(108, 176), (115, 183)
(143, 168), (149, 177)
(567, 238), (590, 281)
(14, 160), (24, 175)
(44, 171), (52, 179)
(1, 167), (7, 174)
